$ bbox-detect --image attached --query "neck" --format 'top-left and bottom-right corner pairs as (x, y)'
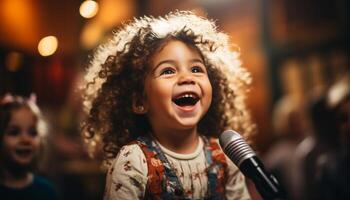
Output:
(1, 169), (33, 188)
(152, 127), (199, 154)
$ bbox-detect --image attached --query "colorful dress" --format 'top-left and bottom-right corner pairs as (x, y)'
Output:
(104, 136), (250, 200)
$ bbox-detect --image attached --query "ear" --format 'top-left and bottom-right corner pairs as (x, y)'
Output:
(132, 94), (148, 114)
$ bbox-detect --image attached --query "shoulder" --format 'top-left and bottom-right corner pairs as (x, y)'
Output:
(104, 143), (148, 200)
(204, 137), (244, 182)
(0, 176), (58, 200)
(203, 136), (250, 199)
(107, 144), (148, 181)
(32, 175), (56, 190)
(224, 158), (250, 199)
(33, 175), (54, 185)
(204, 137), (229, 166)
(204, 137), (240, 169)
(110, 143), (147, 171)
(31, 175), (59, 200)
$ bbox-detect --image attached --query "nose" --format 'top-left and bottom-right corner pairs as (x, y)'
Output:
(19, 131), (34, 144)
(178, 71), (195, 85)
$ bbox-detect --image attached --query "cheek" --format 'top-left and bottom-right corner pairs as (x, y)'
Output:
(208, 82), (213, 98)
(204, 79), (213, 102)
(202, 79), (213, 113)
(145, 80), (172, 105)
(32, 137), (41, 148)
(1, 139), (15, 158)
(2, 136), (17, 150)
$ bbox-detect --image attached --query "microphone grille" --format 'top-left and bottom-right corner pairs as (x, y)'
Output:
(219, 130), (256, 166)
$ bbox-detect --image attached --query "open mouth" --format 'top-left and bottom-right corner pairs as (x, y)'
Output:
(15, 149), (33, 157)
(172, 93), (199, 107)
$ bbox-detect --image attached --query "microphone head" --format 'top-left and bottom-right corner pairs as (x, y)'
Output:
(219, 130), (256, 167)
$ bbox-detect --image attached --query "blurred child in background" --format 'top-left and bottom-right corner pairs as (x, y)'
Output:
(0, 94), (58, 200)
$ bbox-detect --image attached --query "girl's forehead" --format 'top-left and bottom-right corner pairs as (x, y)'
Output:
(164, 37), (197, 50)
(149, 39), (202, 61)
(10, 107), (36, 125)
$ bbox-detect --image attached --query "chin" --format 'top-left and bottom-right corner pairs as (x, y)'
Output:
(16, 160), (33, 167)
(4, 160), (34, 175)
(12, 155), (35, 168)
(177, 119), (201, 129)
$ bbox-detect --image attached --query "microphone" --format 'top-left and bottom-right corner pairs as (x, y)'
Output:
(219, 130), (285, 200)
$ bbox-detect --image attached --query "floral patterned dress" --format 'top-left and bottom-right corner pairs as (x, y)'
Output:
(104, 136), (251, 200)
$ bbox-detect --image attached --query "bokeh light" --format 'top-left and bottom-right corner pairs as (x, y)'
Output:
(38, 36), (58, 56)
(79, 0), (99, 19)
(5, 51), (23, 72)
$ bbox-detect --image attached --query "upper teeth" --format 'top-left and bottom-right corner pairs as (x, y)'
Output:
(179, 94), (195, 98)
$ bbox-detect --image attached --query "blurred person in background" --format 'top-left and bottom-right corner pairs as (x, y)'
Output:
(264, 95), (309, 199)
(315, 75), (350, 199)
(290, 92), (337, 200)
(0, 94), (59, 200)
(289, 74), (349, 200)
(264, 58), (311, 200)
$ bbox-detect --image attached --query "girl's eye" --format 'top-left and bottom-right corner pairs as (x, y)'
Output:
(5, 126), (38, 137)
(28, 127), (38, 137)
(160, 68), (175, 75)
(191, 66), (205, 73)
(6, 127), (20, 136)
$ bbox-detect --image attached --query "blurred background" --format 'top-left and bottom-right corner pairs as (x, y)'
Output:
(1, 0), (349, 199)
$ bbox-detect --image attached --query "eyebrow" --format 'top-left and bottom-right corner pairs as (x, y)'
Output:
(152, 58), (204, 73)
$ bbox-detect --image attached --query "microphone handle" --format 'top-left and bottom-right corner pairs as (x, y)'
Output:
(240, 156), (285, 200)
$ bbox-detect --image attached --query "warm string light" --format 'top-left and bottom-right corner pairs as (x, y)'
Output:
(79, 0), (99, 19)
(38, 36), (58, 56)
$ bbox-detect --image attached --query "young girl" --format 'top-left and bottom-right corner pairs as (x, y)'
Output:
(0, 94), (58, 200)
(82, 11), (255, 199)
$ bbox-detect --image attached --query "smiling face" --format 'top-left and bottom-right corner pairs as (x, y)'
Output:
(139, 39), (212, 138)
(1, 107), (40, 169)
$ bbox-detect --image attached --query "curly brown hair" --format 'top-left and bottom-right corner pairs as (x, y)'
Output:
(81, 11), (255, 163)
